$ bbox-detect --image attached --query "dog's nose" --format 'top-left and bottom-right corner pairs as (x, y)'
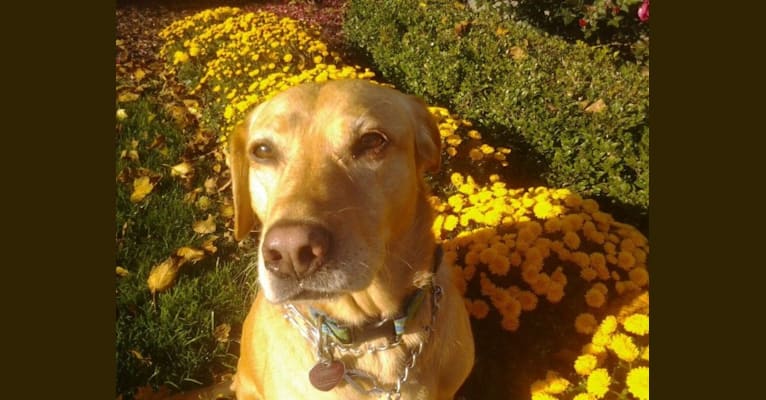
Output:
(262, 222), (332, 279)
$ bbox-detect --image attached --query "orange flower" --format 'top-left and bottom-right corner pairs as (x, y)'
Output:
(469, 299), (490, 319)
(546, 282), (565, 303)
(517, 290), (538, 311)
(575, 313), (598, 334)
(629, 267), (649, 287)
(563, 231), (581, 250)
(580, 267), (597, 281)
(585, 288), (606, 308)
(617, 251), (636, 270)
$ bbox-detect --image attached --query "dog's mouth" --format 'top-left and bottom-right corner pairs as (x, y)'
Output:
(258, 258), (376, 304)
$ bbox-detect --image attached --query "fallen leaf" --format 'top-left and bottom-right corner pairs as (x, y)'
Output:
(118, 91), (140, 103)
(176, 246), (205, 263)
(148, 134), (166, 150)
(130, 349), (152, 366)
(214, 323), (231, 342)
(134, 68), (146, 82)
(193, 214), (217, 234)
(147, 256), (185, 295)
(202, 235), (219, 254)
(585, 99), (607, 113)
(128, 150), (139, 162)
(116, 266), (130, 277)
(130, 176), (154, 203)
(219, 203), (234, 218)
(204, 177), (217, 194)
(170, 161), (193, 178)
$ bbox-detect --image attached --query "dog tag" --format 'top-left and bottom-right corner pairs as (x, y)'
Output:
(309, 360), (345, 391)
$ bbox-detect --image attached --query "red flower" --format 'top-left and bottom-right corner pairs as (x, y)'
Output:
(638, 0), (650, 22)
(578, 18), (587, 28)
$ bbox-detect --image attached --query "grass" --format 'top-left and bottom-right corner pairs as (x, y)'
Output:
(115, 93), (257, 398)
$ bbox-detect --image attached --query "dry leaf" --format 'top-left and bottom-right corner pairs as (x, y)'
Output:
(130, 176), (154, 203)
(176, 246), (205, 263)
(214, 323), (231, 342)
(170, 161), (193, 178)
(193, 214), (217, 234)
(202, 235), (219, 254)
(219, 203), (234, 218)
(134, 68), (146, 82)
(130, 349), (152, 366)
(585, 99), (607, 113)
(147, 256), (184, 295)
(118, 92), (140, 103)
(204, 177), (217, 194)
(116, 266), (130, 277)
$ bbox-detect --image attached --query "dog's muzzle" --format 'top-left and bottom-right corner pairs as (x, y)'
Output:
(261, 221), (332, 280)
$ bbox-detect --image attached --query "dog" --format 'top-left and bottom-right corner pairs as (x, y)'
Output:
(229, 79), (474, 399)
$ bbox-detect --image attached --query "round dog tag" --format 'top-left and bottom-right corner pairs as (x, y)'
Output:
(309, 360), (345, 391)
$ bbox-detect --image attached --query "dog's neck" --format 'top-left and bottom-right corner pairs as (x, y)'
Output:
(310, 193), (437, 326)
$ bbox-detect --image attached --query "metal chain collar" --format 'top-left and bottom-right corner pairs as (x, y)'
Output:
(282, 284), (443, 399)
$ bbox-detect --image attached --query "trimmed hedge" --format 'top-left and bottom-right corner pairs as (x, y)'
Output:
(344, 0), (649, 226)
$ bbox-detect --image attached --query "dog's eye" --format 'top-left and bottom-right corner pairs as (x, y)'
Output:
(353, 131), (388, 159)
(250, 143), (276, 162)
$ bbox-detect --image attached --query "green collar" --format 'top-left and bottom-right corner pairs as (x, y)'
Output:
(308, 246), (443, 345)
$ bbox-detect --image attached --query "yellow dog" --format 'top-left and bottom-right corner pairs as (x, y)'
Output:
(229, 80), (474, 399)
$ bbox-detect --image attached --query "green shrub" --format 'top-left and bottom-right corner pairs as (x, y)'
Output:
(344, 0), (649, 227)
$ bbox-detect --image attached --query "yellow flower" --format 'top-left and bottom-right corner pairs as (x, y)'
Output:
(443, 214), (459, 232)
(626, 367), (649, 400)
(546, 282), (565, 303)
(608, 333), (639, 362)
(586, 368), (611, 398)
(573, 394), (596, 400)
(624, 313), (649, 336)
(173, 50), (189, 64)
(467, 129), (482, 139)
(450, 172), (464, 186)
(479, 144), (495, 154)
(597, 316), (618, 334)
(469, 148), (484, 161)
(574, 354), (598, 375)
(575, 313), (598, 334)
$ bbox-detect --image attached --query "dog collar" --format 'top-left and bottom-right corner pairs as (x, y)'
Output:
(288, 245), (443, 346)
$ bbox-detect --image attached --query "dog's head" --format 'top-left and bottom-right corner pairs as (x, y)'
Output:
(229, 80), (441, 303)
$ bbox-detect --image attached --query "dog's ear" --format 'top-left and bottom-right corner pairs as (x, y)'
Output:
(407, 95), (442, 174)
(229, 120), (257, 241)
